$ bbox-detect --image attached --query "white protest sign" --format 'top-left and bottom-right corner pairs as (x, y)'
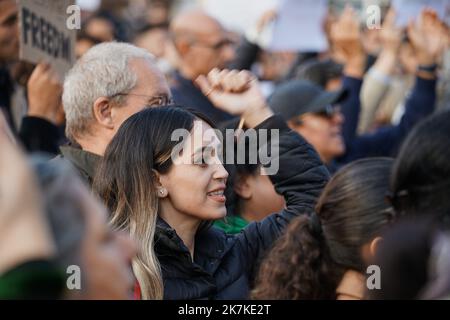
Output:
(391, 0), (450, 26)
(18, 0), (76, 79)
(76, 0), (101, 12)
(269, 0), (328, 52)
(201, 0), (278, 33)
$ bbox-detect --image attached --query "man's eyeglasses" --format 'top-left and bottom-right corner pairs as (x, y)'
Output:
(111, 93), (174, 107)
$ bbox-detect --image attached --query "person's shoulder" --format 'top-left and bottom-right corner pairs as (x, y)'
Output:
(169, 71), (189, 91)
(50, 147), (94, 186)
(50, 151), (70, 165)
(169, 80), (191, 104)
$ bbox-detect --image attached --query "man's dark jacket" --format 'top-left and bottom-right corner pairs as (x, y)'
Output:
(170, 71), (234, 125)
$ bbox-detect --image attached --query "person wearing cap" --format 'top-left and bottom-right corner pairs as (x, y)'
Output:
(269, 80), (347, 168)
(269, 70), (436, 172)
(294, 59), (344, 92)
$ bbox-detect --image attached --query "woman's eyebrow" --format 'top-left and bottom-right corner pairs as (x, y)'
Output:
(191, 143), (219, 157)
(191, 136), (223, 157)
(191, 146), (208, 158)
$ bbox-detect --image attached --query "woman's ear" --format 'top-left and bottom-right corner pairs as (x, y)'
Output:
(152, 169), (168, 198)
(93, 97), (114, 130)
(369, 237), (383, 258)
(362, 237), (383, 264)
(233, 174), (252, 200)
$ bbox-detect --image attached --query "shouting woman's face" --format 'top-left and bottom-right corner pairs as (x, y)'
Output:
(158, 120), (229, 223)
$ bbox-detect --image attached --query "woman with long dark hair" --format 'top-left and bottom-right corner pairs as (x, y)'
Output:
(252, 158), (395, 300)
(390, 110), (450, 226)
(94, 70), (329, 299)
(370, 217), (450, 300)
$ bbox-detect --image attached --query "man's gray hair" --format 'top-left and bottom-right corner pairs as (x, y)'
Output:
(63, 42), (155, 141)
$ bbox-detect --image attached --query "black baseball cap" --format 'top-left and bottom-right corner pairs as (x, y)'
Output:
(295, 59), (344, 88)
(268, 80), (348, 121)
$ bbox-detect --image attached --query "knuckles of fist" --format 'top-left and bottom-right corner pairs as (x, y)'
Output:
(199, 69), (255, 94)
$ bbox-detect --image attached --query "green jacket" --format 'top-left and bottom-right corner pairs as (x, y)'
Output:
(214, 215), (249, 234)
(56, 145), (102, 186)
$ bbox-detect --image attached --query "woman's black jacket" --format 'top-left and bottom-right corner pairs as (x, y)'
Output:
(155, 115), (330, 299)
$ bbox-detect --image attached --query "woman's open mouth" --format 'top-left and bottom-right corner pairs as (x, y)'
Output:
(207, 189), (226, 203)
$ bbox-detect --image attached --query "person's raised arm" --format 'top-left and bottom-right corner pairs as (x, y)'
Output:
(19, 62), (64, 155)
(330, 6), (365, 146)
(359, 8), (403, 134)
(341, 9), (445, 162)
(197, 69), (330, 277)
(196, 68), (273, 127)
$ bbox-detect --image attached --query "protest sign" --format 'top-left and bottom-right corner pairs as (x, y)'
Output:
(18, 0), (76, 79)
(391, 0), (450, 26)
(201, 0), (278, 33)
(269, 0), (328, 52)
(75, 0), (100, 12)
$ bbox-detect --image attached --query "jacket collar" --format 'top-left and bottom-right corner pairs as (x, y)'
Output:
(155, 217), (189, 255)
(155, 217), (236, 274)
(173, 70), (193, 87)
(59, 145), (102, 181)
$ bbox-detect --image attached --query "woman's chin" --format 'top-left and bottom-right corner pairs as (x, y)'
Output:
(208, 207), (227, 221)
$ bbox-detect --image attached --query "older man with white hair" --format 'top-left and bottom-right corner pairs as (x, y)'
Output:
(60, 42), (171, 184)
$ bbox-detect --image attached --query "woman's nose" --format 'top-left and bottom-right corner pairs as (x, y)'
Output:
(214, 163), (229, 181)
(333, 111), (345, 125)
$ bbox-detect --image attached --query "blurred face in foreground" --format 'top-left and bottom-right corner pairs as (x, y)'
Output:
(72, 181), (136, 300)
(158, 120), (229, 224)
(0, 0), (19, 63)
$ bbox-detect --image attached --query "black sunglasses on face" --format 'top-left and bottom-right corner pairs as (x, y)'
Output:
(315, 105), (341, 119)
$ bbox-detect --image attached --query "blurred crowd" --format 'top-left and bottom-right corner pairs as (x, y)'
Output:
(1, 0), (450, 300)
